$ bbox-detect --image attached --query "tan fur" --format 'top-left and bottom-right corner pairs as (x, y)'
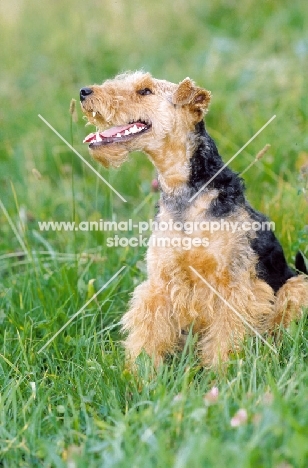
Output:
(81, 71), (308, 367)
(81, 71), (211, 192)
(273, 276), (308, 326)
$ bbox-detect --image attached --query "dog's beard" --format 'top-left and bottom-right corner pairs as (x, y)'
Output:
(89, 145), (129, 168)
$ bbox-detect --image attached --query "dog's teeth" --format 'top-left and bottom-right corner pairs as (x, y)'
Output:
(116, 133), (122, 138)
(92, 112), (96, 117)
(96, 132), (102, 142)
(131, 125), (138, 133)
(124, 130), (130, 135)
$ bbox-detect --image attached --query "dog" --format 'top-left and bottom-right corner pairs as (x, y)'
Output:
(80, 71), (308, 366)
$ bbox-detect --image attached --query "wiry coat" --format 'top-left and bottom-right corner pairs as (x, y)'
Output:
(80, 71), (308, 366)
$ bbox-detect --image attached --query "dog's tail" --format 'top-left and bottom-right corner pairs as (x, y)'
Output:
(295, 251), (308, 275)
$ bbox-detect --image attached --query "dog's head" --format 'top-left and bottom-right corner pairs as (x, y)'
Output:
(80, 71), (211, 169)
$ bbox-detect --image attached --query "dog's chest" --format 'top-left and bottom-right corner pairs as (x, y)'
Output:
(148, 197), (255, 277)
(151, 200), (223, 263)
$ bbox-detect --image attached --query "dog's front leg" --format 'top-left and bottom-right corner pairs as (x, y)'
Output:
(121, 280), (177, 367)
(198, 313), (245, 367)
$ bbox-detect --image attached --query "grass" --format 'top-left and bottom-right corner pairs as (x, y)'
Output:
(1, 0), (308, 466)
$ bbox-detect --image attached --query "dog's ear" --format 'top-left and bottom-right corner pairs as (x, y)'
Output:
(172, 78), (211, 113)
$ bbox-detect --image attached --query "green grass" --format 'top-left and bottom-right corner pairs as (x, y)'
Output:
(1, 0), (308, 466)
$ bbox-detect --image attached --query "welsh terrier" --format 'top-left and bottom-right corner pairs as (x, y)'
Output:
(80, 71), (308, 366)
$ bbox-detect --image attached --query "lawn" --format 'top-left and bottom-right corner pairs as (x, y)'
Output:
(0, 0), (308, 467)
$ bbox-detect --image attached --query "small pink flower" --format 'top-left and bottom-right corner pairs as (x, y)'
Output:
(151, 179), (159, 192)
(230, 408), (248, 427)
(173, 393), (183, 402)
(203, 386), (219, 404)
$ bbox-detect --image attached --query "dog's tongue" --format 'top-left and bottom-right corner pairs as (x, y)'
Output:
(101, 124), (133, 138)
(83, 125), (132, 143)
(83, 123), (147, 143)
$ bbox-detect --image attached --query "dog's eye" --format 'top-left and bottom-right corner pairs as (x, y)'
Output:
(137, 88), (153, 96)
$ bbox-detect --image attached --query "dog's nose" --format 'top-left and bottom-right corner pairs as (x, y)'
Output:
(80, 87), (93, 101)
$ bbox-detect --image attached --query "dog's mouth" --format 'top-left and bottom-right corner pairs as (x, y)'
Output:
(83, 120), (152, 148)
